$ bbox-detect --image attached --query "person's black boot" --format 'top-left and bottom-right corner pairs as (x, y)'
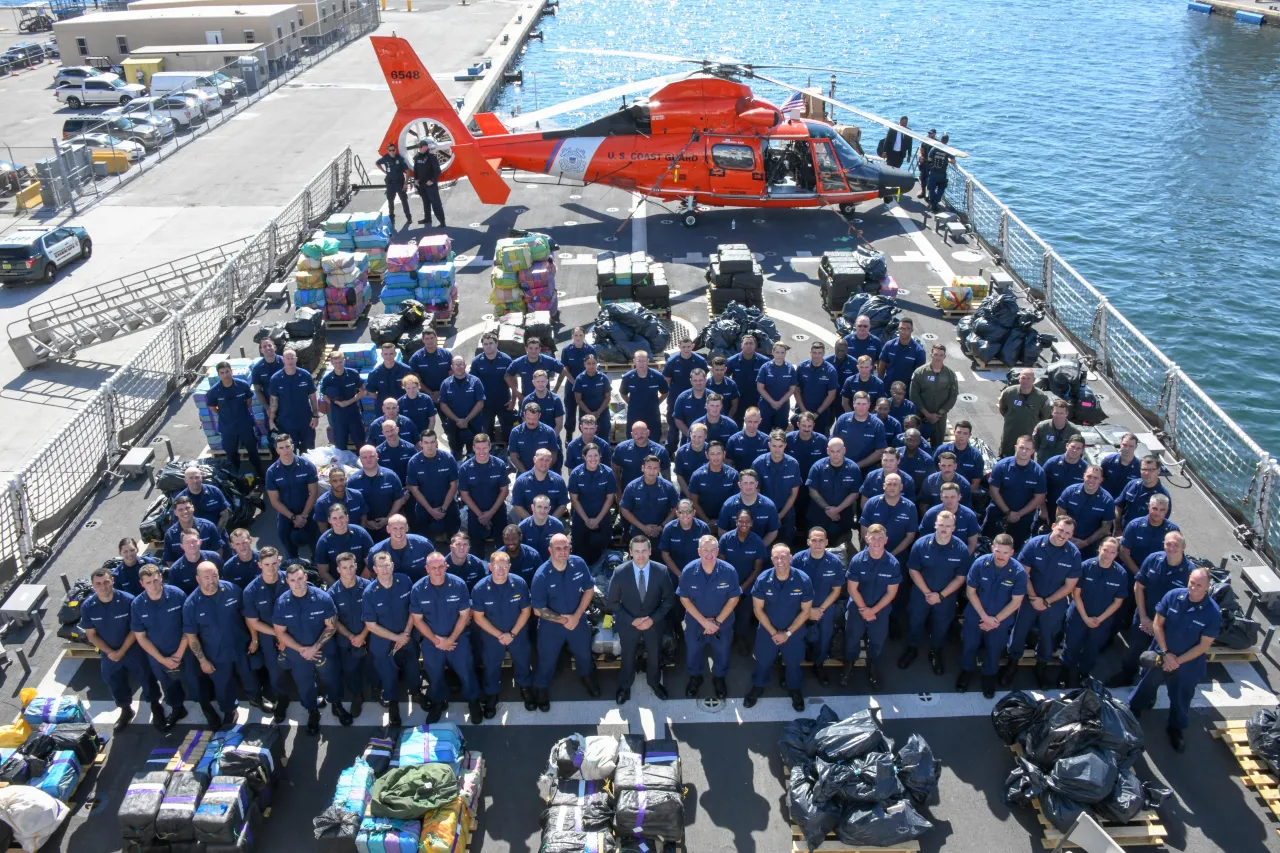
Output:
(249, 693), (275, 714)
(685, 676), (704, 698)
(537, 689), (551, 712)
(814, 663), (830, 686)
(306, 710), (321, 735)
(272, 697), (290, 724)
(350, 698), (363, 719)
(165, 705), (188, 730)
(387, 701), (402, 727)
(928, 648), (945, 675)
(468, 700), (484, 725)
(1057, 666), (1078, 689)
(713, 677), (728, 699)
(581, 675), (601, 699)
(425, 700), (444, 724)
(955, 670), (972, 693)
(114, 705), (135, 733)
(200, 702), (222, 728)
(897, 646), (919, 670)
(867, 662), (883, 691)
(743, 686), (764, 708)
(789, 690), (805, 713)
(333, 702), (353, 726)
(1034, 661), (1050, 689)
(521, 687), (538, 712)
(997, 660), (1017, 687)
(482, 695), (498, 719)
(981, 675), (997, 699)
(1167, 726), (1185, 753)
(838, 662), (855, 687)
(150, 701), (170, 732)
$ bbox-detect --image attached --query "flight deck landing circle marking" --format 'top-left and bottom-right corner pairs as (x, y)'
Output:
(661, 219), (674, 224)
(775, 286), (791, 294)
(468, 222), (481, 228)
(83, 519), (101, 529)
(564, 220), (579, 226)
(569, 194), (582, 199)
(897, 288), (911, 296)
(959, 393), (979, 403)
(606, 207), (619, 212)
(952, 250), (983, 262)
(921, 333), (939, 341)
(696, 697), (726, 714)
(791, 333), (808, 342)
(918, 693), (934, 703)
(559, 252), (574, 260)
(604, 236), (617, 242)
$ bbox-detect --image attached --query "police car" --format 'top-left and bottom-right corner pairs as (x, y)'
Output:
(0, 225), (91, 285)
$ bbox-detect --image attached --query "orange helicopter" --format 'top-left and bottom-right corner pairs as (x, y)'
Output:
(371, 36), (967, 226)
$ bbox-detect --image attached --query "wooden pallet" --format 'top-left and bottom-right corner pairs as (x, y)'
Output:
(1210, 720), (1280, 834)
(1009, 744), (1167, 848)
(326, 302), (372, 331)
(800, 657), (863, 668)
(1205, 647), (1259, 663)
(573, 656), (676, 671)
(204, 446), (273, 460)
(972, 357), (1010, 370)
(63, 644), (99, 659)
(1017, 649), (1063, 667)
(926, 286), (975, 317)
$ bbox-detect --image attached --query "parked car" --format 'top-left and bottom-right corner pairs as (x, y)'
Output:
(54, 74), (146, 108)
(0, 226), (91, 286)
(180, 87), (222, 116)
(61, 114), (160, 149)
(53, 65), (103, 87)
(149, 71), (223, 105)
(209, 70), (246, 99)
(0, 161), (31, 196)
(2, 43), (48, 69)
(114, 111), (175, 140)
(116, 94), (197, 129)
(79, 133), (145, 162)
(42, 40), (59, 59)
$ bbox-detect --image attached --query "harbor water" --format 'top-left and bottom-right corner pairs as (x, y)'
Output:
(496, 0), (1280, 456)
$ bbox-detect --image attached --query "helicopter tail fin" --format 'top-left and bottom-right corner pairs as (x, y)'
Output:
(371, 35), (510, 204)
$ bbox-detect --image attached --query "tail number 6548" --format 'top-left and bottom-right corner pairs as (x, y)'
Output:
(389, 70), (421, 80)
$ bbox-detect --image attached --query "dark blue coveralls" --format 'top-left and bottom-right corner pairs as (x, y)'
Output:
(961, 555), (1027, 674)
(531, 556), (595, 688)
(411, 574), (479, 703)
(273, 586), (342, 711)
(361, 573), (419, 701)
(471, 574), (533, 695)
(1062, 557), (1128, 676)
(792, 550), (845, 665)
(131, 583), (210, 709)
(182, 581), (259, 714)
(81, 590), (159, 709)
(678, 560), (740, 677)
(1006, 535), (1082, 663)
(328, 575), (371, 702)
(1129, 588), (1221, 731)
(843, 550), (902, 665)
(265, 455), (320, 559)
(242, 575), (289, 701)
(751, 568), (814, 691)
(905, 533), (970, 650)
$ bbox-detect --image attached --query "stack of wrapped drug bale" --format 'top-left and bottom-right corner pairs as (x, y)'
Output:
(416, 234), (457, 324)
(314, 758), (375, 852)
(695, 301), (781, 359)
(509, 232), (558, 316)
(537, 733), (621, 852)
(209, 724), (285, 824)
(590, 303), (670, 366)
(490, 237), (532, 318)
(957, 291), (1051, 367)
(596, 251), (669, 314)
(706, 243), (764, 314)
(325, 213), (357, 252)
(476, 310), (557, 359)
(614, 738), (686, 845)
(296, 234), (338, 312)
(381, 242), (421, 312)
(819, 248), (889, 313)
(995, 680), (1171, 833)
(0, 714), (101, 803)
(835, 292), (901, 342)
(323, 251), (371, 325)
(350, 211), (391, 281)
(781, 706), (940, 851)
(193, 356), (269, 456)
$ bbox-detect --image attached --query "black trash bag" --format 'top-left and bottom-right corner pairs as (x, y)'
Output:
(1093, 767), (1146, 823)
(1040, 790), (1083, 833)
(1014, 307), (1043, 330)
(835, 800), (933, 847)
(854, 247), (888, 282)
(956, 315), (975, 338)
(58, 578), (94, 625)
(1021, 721), (1100, 769)
(1219, 612), (1262, 650)
(368, 314), (403, 346)
(398, 331), (424, 359)
(252, 323), (289, 350)
(1209, 580), (1239, 613)
(1059, 681), (1108, 724)
(1043, 359), (1085, 400)
(839, 753), (903, 804)
(965, 331), (1004, 364)
(992, 691), (1040, 745)
(1142, 780), (1173, 810)
(975, 292), (1020, 329)
(157, 458), (198, 494)
(614, 787), (684, 841)
(972, 316), (1011, 341)
(42, 722), (99, 766)
(1022, 331), (1047, 366)
(312, 804), (361, 849)
(1001, 327), (1027, 366)
(603, 302), (651, 333)
(787, 763), (842, 852)
(0, 753), (29, 784)
(1048, 748), (1118, 805)
(833, 316), (854, 338)
(285, 307), (323, 339)
(806, 710), (893, 763)
(896, 734), (942, 805)
(1003, 756), (1048, 808)
(1097, 697), (1145, 770)
(779, 706), (839, 766)
(593, 341), (627, 365)
(1246, 707), (1280, 766)
(397, 299), (427, 328)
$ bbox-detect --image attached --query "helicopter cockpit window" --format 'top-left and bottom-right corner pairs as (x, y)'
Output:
(808, 122), (866, 170)
(711, 144), (756, 171)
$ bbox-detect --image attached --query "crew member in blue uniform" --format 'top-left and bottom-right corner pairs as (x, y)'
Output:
(458, 434), (510, 545)
(859, 448), (919, 509)
(437, 355), (486, 457)
(508, 403), (562, 475)
(242, 547), (288, 720)
(1057, 464), (1115, 557)
(614, 421), (671, 491)
(350, 445), (408, 540)
(375, 420), (416, 484)
(366, 342), (414, 407)
(275, 563), (347, 733)
(843, 318), (883, 371)
(267, 347), (318, 452)
(183, 561), (262, 727)
(756, 342), (797, 431)
(497, 525), (544, 590)
(221, 529), (260, 595)
(470, 334), (514, 444)
(1108, 529), (1191, 687)
(619, 351), (669, 441)
(315, 504), (375, 584)
(663, 340), (709, 451)
(726, 334), (768, 412)
(525, 369), (567, 436)
(841, 525), (902, 690)
(571, 354), (612, 439)
(472, 550), (536, 716)
(397, 374), (438, 439)
(985, 435), (1047, 548)
(717, 469), (780, 546)
(693, 395), (738, 449)
(250, 338), (283, 429)
(444, 532), (489, 590)
(361, 551), (418, 726)
(264, 434), (320, 559)
(205, 361), (264, 477)
(900, 511), (970, 674)
(320, 350), (366, 452)
(660, 500), (710, 583)
(745, 544), (813, 712)
(708, 356), (741, 419)
(314, 467), (368, 532)
(531, 535), (600, 711)
(560, 327), (597, 437)
(920, 484), (982, 552)
(896, 430), (934, 494)
(607, 536), (675, 704)
(877, 318), (927, 393)
(619, 455), (680, 544)
(519, 496), (565, 562)
(859, 473), (918, 558)
(793, 528), (845, 685)
(567, 415), (612, 472)
(934, 421), (985, 490)
(677, 535), (739, 701)
(887, 381), (917, 426)
(114, 537), (161, 597)
(671, 368), (710, 449)
(328, 552), (371, 718)
(163, 496), (224, 562)
(957, 534), (1027, 698)
(719, 509), (769, 651)
(753, 430), (803, 545)
(1043, 435), (1088, 515)
(688, 443), (739, 531)
(407, 328), (453, 404)
(167, 530), (223, 597)
(404, 432), (460, 541)
(796, 342), (840, 434)
(368, 514), (434, 583)
(172, 468), (231, 531)
(824, 339), (857, 401)
(999, 515), (1082, 688)
(921, 452), (973, 511)
(411, 552), (484, 725)
(727, 408), (771, 473)
(1128, 567), (1221, 752)
(674, 425), (710, 493)
(831, 392), (888, 471)
(366, 397), (418, 447)
(82, 567), (160, 732)
(506, 338), (564, 403)
(1060, 536), (1128, 687)
(131, 564), (207, 729)
(1117, 494), (1178, 631)
(1115, 455), (1173, 528)
(568, 441), (616, 565)
(376, 141), (412, 226)
(1101, 433), (1142, 499)
(805, 437), (862, 545)
(786, 412), (829, 486)
(512, 448), (569, 520)
(841, 356), (887, 412)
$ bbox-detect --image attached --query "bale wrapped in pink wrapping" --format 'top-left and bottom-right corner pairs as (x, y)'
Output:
(386, 243), (420, 274)
(418, 234), (452, 263)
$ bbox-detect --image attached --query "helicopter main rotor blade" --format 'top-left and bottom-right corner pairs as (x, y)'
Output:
(751, 71), (969, 159)
(549, 47), (705, 65)
(746, 63), (870, 76)
(503, 72), (693, 130)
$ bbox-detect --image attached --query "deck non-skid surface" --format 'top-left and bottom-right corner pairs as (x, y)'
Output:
(10, 141), (1280, 851)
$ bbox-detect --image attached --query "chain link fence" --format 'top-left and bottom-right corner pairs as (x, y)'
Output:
(1, 147), (353, 572)
(947, 162), (1279, 563)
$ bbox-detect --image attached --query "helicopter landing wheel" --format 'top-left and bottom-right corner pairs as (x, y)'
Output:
(839, 203), (857, 217)
(681, 212), (699, 228)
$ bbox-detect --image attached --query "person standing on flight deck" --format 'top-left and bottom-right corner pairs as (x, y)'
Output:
(413, 140), (446, 228)
(376, 142), (413, 229)
(878, 116), (913, 169)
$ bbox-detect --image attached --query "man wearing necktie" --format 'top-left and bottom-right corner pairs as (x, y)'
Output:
(605, 536), (675, 705)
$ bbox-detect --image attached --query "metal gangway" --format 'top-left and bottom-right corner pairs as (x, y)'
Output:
(6, 238), (250, 369)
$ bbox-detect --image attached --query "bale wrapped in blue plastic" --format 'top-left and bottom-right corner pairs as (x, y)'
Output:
(314, 761), (374, 853)
(355, 815), (421, 853)
(22, 695), (88, 726)
(394, 723), (464, 774)
(29, 750), (80, 801)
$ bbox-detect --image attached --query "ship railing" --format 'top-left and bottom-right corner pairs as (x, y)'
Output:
(945, 162), (1277, 564)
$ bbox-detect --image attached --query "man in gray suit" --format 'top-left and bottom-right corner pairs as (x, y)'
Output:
(606, 535), (675, 705)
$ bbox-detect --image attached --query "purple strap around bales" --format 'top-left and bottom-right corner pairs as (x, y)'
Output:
(573, 745), (584, 768)
(164, 795), (198, 805)
(207, 783), (240, 793)
(634, 784), (647, 835)
(178, 730), (206, 762)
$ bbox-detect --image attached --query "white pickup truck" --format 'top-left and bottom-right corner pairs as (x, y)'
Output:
(54, 73), (146, 109)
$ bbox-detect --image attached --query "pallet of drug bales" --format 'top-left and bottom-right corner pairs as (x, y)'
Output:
(1210, 720), (1280, 834)
(0, 749), (105, 805)
(1204, 647), (1260, 664)
(780, 765), (919, 852)
(326, 301), (373, 331)
(1008, 743), (1167, 848)
(927, 286), (975, 317)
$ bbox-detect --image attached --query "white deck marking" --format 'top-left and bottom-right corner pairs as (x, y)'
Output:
(631, 192), (648, 257)
(891, 251), (929, 263)
(890, 207), (957, 287)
